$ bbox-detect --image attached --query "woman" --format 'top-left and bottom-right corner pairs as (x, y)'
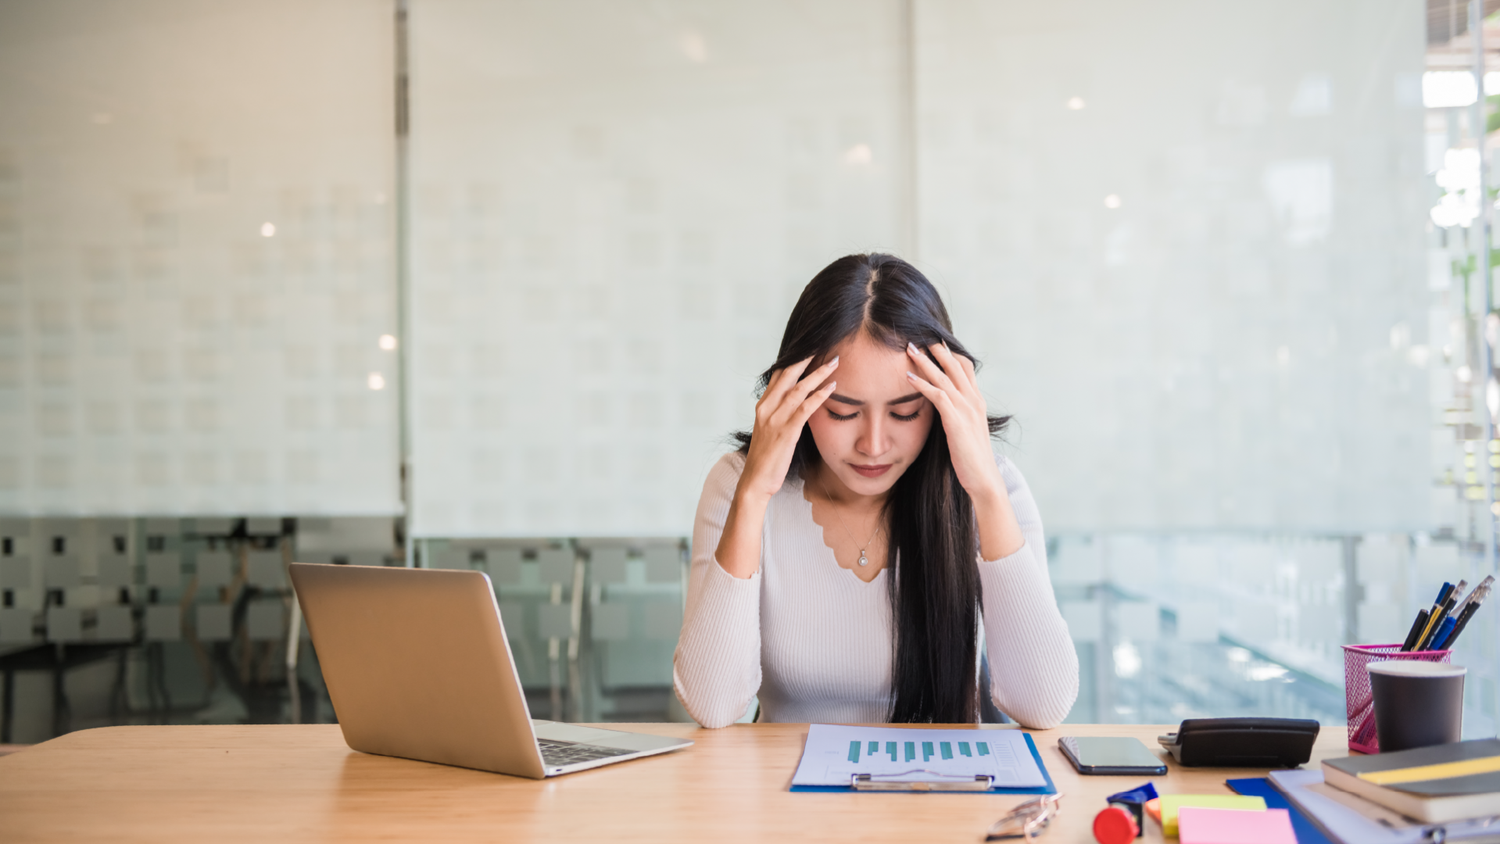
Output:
(673, 253), (1078, 729)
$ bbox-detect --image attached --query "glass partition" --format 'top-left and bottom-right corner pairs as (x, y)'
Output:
(2, 0), (1493, 738)
(0, 0), (401, 517)
(406, 0), (908, 537)
(0, 0), (401, 743)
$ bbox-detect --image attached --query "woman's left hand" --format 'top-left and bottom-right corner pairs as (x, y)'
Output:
(904, 342), (1004, 503)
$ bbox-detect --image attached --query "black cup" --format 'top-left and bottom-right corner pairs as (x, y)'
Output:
(1368, 660), (1466, 753)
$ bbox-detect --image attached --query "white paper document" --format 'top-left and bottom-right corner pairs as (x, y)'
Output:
(791, 724), (1049, 788)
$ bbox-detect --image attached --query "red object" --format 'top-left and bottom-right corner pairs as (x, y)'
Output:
(1093, 806), (1138, 844)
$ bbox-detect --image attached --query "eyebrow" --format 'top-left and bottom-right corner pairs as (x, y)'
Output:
(827, 392), (924, 407)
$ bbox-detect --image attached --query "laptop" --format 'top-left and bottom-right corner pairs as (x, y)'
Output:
(288, 562), (693, 778)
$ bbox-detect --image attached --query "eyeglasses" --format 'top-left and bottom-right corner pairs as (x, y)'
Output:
(984, 793), (1063, 841)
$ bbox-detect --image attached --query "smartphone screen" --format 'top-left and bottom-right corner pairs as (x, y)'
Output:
(1058, 737), (1167, 774)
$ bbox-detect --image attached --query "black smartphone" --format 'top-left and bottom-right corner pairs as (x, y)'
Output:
(1057, 737), (1168, 775)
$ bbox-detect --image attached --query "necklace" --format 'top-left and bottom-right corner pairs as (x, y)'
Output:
(818, 475), (882, 568)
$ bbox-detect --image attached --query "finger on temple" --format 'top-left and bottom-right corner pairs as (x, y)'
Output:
(946, 347), (979, 390)
(802, 379), (836, 405)
(907, 371), (956, 411)
(795, 380), (837, 416)
(931, 342), (962, 369)
(904, 370), (938, 396)
(787, 356), (838, 399)
(908, 342), (955, 388)
(763, 365), (787, 395)
(932, 345), (971, 392)
(766, 356), (813, 399)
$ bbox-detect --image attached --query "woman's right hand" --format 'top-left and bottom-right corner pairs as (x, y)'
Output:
(736, 356), (839, 503)
(715, 356), (837, 578)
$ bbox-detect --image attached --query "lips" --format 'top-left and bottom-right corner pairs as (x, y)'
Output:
(850, 463), (893, 478)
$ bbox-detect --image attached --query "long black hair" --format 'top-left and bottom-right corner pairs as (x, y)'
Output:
(733, 253), (1009, 723)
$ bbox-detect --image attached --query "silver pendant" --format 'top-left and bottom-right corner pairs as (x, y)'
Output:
(858, 551), (868, 567)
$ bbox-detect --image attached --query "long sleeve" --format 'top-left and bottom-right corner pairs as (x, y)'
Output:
(672, 452), (763, 728)
(978, 457), (1079, 729)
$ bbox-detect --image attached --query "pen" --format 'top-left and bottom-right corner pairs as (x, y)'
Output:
(1413, 582), (1457, 652)
(1401, 608), (1431, 652)
(1435, 577), (1489, 648)
(1433, 613), (1464, 650)
(1444, 582), (1492, 650)
(1446, 580), (1468, 614)
(1454, 576), (1493, 617)
(1416, 605), (1450, 651)
(1404, 587), (1452, 653)
(1416, 606), (1452, 652)
(1428, 616), (1458, 652)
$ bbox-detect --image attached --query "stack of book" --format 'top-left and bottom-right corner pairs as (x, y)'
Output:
(1321, 738), (1500, 823)
(1268, 738), (1500, 842)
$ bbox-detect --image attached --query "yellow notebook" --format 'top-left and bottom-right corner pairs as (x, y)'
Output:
(1158, 794), (1266, 837)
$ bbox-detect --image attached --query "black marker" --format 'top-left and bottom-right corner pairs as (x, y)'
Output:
(1401, 608), (1431, 652)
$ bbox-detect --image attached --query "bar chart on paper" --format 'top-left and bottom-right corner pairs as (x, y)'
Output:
(791, 724), (1050, 789)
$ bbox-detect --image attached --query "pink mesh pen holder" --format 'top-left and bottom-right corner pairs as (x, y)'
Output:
(1342, 643), (1451, 753)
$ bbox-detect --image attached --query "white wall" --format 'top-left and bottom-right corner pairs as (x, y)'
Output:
(0, 1), (402, 515)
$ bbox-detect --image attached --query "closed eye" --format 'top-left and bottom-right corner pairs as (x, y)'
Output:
(826, 408), (858, 421)
(891, 408), (920, 421)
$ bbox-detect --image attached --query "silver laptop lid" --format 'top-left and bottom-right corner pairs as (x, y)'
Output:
(289, 562), (546, 778)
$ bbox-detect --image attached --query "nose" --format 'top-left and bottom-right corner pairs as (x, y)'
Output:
(856, 412), (891, 458)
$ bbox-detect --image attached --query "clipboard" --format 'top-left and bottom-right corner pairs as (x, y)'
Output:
(790, 732), (1058, 795)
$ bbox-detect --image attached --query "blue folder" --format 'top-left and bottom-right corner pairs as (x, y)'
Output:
(790, 732), (1057, 794)
(1226, 777), (1333, 844)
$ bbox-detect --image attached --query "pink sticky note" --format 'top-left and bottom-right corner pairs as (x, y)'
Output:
(1177, 807), (1295, 844)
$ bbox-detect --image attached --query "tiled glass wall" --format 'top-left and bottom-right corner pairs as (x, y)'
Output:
(424, 539), (688, 722)
(0, 0), (402, 516)
(1054, 532), (1496, 737)
(2, 519), (1496, 740)
(919, 0), (1429, 533)
(3, 0), (1492, 741)
(0, 516), (399, 743)
(406, 0), (909, 537)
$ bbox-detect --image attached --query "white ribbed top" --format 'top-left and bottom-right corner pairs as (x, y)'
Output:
(672, 451), (1079, 729)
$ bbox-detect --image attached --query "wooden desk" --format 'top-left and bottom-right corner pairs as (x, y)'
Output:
(0, 722), (1349, 842)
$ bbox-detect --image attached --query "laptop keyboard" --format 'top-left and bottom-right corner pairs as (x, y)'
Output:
(538, 738), (634, 767)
